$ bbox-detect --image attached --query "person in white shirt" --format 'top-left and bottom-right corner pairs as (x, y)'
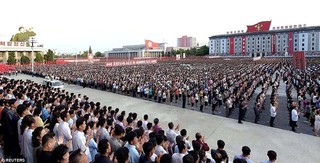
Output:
(269, 101), (277, 127)
(260, 150), (277, 163)
(21, 115), (36, 163)
(155, 135), (168, 156)
(16, 104), (30, 152)
(172, 141), (187, 163)
(291, 105), (300, 132)
(142, 114), (149, 130)
(57, 111), (73, 152)
(313, 110), (320, 136)
(234, 146), (254, 163)
(72, 117), (92, 162)
(166, 122), (180, 145)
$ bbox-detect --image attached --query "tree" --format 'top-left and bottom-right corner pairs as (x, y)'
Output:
(34, 52), (44, 62)
(197, 45), (209, 56)
(44, 49), (55, 61)
(20, 55), (30, 64)
(94, 51), (104, 57)
(80, 51), (88, 58)
(7, 52), (16, 64)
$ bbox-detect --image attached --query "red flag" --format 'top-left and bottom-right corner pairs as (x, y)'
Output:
(229, 37), (234, 55)
(246, 21), (271, 33)
(288, 32), (293, 55)
(145, 40), (159, 50)
(271, 34), (276, 54)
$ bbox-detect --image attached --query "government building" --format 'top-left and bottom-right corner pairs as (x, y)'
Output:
(209, 21), (320, 57)
(105, 40), (166, 59)
(0, 41), (45, 63)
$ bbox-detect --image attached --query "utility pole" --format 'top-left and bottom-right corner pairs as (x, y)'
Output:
(30, 37), (36, 74)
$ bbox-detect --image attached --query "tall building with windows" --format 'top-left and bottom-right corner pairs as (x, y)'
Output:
(209, 21), (320, 56)
(177, 36), (196, 48)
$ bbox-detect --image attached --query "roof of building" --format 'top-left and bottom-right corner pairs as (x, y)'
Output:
(209, 26), (320, 39)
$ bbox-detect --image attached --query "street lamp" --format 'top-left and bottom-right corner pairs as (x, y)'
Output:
(29, 37), (36, 74)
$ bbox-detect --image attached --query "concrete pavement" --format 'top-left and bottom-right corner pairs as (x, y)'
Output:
(11, 74), (320, 163)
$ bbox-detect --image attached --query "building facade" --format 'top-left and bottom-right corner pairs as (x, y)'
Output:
(0, 41), (45, 63)
(106, 43), (165, 59)
(209, 26), (320, 56)
(177, 36), (196, 48)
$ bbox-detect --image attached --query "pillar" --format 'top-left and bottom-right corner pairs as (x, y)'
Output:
(4, 51), (9, 63)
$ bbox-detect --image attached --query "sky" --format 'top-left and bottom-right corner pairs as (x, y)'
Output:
(1, 0), (319, 53)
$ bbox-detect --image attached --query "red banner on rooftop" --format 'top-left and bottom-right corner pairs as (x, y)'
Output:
(246, 21), (271, 33)
(145, 40), (159, 50)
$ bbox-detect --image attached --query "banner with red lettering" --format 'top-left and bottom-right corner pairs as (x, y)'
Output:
(288, 32), (293, 55)
(246, 21), (271, 33)
(105, 59), (157, 67)
(272, 34), (276, 54)
(241, 36), (246, 55)
(293, 52), (305, 70)
(229, 37), (234, 55)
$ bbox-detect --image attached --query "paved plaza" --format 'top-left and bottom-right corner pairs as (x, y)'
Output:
(11, 74), (320, 163)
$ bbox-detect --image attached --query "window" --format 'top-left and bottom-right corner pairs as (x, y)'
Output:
(258, 38), (260, 40)
(257, 45), (260, 48)
(252, 38), (255, 40)
(268, 37), (270, 39)
(263, 37), (265, 40)
(312, 33), (315, 36)
(283, 48), (286, 51)
(283, 40), (286, 43)
(262, 49), (265, 52)
(312, 47), (315, 50)
(295, 39), (297, 42)
(295, 48), (297, 51)
(302, 34), (305, 37)
(302, 39), (305, 42)
(295, 43), (297, 46)
(302, 48), (304, 50)
(211, 44), (213, 46)
(252, 46), (254, 48)
(312, 38), (315, 41)
(312, 43), (315, 46)
(278, 36), (280, 39)
(302, 43), (305, 46)
(268, 41), (270, 44)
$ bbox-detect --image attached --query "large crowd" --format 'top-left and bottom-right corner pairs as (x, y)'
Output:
(0, 58), (319, 163)
(17, 58), (320, 134)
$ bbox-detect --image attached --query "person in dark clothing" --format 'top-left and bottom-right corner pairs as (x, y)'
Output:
(139, 142), (154, 163)
(94, 139), (113, 163)
(37, 133), (56, 163)
(182, 91), (187, 108)
(4, 99), (19, 157)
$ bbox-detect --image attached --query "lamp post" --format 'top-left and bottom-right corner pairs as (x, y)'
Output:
(29, 37), (36, 74)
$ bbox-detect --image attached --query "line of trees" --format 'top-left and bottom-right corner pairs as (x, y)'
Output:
(167, 45), (209, 56)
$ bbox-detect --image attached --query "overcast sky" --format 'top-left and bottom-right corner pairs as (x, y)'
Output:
(0, 0), (318, 53)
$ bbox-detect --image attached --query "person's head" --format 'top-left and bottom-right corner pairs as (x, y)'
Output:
(267, 150), (277, 162)
(113, 124), (125, 138)
(84, 121), (94, 135)
(168, 122), (174, 129)
(21, 115), (36, 134)
(61, 110), (70, 122)
(98, 139), (111, 156)
(188, 150), (199, 163)
(143, 141), (154, 159)
(180, 129), (187, 137)
(69, 149), (87, 163)
(143, 114), (148, 121)
(160, 153), (172, 163)
(178, 141), (187, 153)
(17, 104), (29, 117)
(115, 147), (129, 163)
(183, 154), (194, 163)
(242, 146), (251, 157)
(19, 26), (25, 33)
(33, 108), (42, 117)
(144, 122), (151, 130)
(126, 131), (138, 145)
(156, 134), (164, 145)
(195, 132), (202, 140)
(42, 133), (56, 151)
(76, 117), (86, 132)
(32, 126), (45, 148)
(52, 144), (69, 163)
(233, 158), (247, 163)
(217, 139), (225, 149)
(154, 118), (159, 125)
